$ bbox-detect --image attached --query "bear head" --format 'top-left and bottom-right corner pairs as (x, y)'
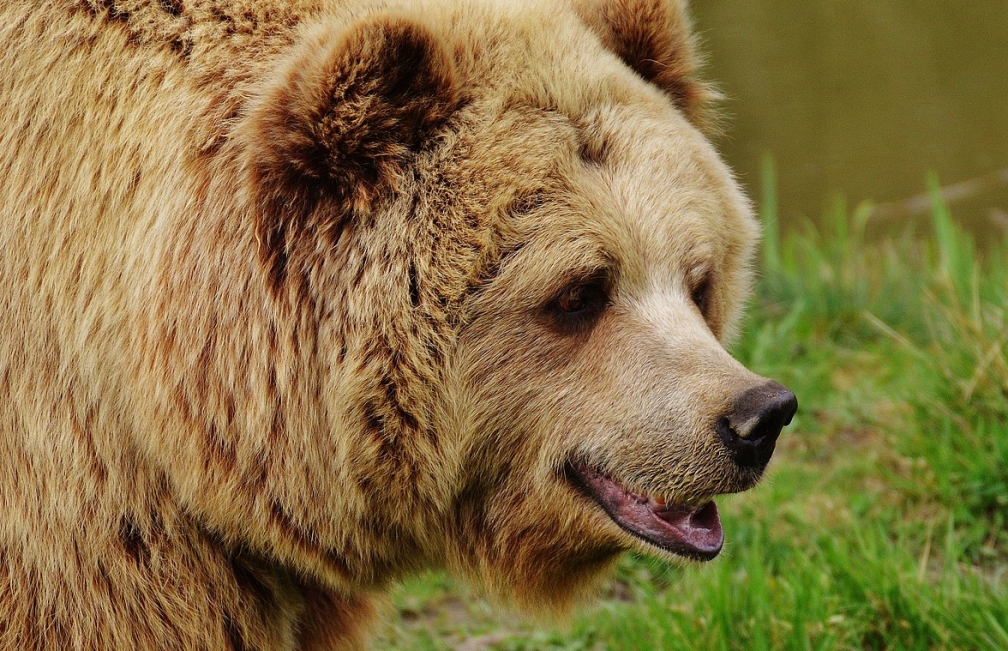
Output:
(192, 0), (796, 610)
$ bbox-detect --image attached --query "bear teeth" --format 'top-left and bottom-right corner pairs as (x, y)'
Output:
(633, 492), (670, 507)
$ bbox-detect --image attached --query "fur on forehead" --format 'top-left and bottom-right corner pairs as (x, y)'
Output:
(234, 0), (717, 290)
(239, 0), (715, 208)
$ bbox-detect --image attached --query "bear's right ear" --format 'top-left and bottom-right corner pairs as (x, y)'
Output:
(239, 13), (458, 260)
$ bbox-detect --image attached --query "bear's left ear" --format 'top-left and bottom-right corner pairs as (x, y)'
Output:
(574, 0), (717, 127)
(239, 13), (458, 254)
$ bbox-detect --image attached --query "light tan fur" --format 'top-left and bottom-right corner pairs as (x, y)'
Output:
(0, 0), (767, 648)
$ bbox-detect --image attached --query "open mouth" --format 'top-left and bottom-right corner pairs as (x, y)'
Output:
(567, 461), (724, 561)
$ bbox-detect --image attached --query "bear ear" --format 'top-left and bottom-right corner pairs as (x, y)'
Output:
(574, 0), (717, 127)
(241, 13), (458, 246)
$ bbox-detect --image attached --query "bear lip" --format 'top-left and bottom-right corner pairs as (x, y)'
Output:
(567, 461), (724, 561)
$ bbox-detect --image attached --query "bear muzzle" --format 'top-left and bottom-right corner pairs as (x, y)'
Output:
(563, 378), (797, 561)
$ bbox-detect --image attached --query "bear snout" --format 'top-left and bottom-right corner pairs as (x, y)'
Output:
(715, 381), (798, 469)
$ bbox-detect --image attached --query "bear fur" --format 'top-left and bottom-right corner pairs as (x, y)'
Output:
(0, 0), (790, 649)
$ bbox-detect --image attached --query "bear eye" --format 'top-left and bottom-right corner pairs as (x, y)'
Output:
(691, 274), (712, 317)
(549, 277), (609, 332)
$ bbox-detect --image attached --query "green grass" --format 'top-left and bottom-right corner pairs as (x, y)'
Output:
(378, 172), (1008, 650)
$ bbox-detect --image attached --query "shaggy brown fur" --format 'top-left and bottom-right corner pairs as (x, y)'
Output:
(0, 0), (786, 648)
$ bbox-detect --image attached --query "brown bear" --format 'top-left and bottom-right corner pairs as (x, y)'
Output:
(0, 0), (796, 649)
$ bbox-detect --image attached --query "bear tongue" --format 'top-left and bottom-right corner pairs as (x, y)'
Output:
(572, 463), (724, 560)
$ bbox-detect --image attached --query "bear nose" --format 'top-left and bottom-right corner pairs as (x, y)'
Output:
(716, 381), (798, 469)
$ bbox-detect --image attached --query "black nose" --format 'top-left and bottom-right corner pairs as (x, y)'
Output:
(716, 381), (798, 469)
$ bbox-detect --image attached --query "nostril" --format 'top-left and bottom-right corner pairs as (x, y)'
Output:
(720, 381), (798, 469)
(717, 416), (770, 469)
(716, 416), (739, 449)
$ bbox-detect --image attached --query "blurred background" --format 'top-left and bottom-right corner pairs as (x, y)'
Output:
(693, 0), (1008, 238)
